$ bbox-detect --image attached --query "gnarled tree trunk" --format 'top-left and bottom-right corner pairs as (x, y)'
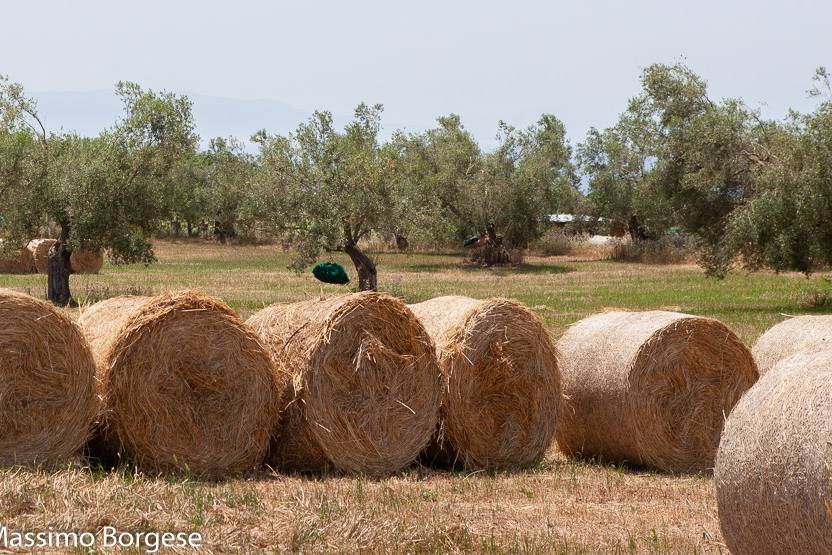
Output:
(47, 227), (73, 306)
(344, 243), (377, 291)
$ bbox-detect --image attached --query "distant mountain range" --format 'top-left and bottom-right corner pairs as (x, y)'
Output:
(32, 90), (417, 150)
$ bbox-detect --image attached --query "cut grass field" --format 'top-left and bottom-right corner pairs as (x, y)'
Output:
(1, 240), (830, 553)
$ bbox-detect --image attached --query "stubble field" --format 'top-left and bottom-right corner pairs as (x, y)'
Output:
(1, 240), (828, 553)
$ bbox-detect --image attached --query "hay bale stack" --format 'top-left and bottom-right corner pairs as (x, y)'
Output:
(70, 249), (105, 274)
(715, 349), (832, 554)
(0, 289), (98, 464)
(408, 296), (560, 469)
(556, 311), (758, 472)
(247, 292), (443, 475)
(78, 291), (282, 477)
(752, 315), (832, 375)
(27, 238), (56, 274)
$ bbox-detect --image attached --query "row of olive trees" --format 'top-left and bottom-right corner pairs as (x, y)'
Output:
(248, 107), (580, 290)
(0, 78), (273, 304)
(1, 75), (578, 302)
(9, 62), (826, 304)
(577, 62), (832, 277)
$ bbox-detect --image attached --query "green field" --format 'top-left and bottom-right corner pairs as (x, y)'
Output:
(3, 240), (827, 343)
(0, 240), (828, 553)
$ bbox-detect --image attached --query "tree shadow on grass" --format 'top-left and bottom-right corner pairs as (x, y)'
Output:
(408, 262), (575, 275)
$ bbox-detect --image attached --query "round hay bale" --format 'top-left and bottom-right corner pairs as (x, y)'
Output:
(0, 257), (22, 274)
(247, 292), (443, 475)
(77, 291), (282, 477)
(408, 296), (560, 469)
(0, 289), (98, 464)
(19, 245), (34, 273)
(752, 315), (832, 375)
(715, 349), (832, 554)
(27, 238), (57, 274)
(0, 240), (30, 274)
(556, 311), (758, 472)
(0, 248), (29, 274)
(70, 249), (104, 274)
(80, 296), (150, 368)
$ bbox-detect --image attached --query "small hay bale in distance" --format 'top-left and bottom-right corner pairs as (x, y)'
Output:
(408, 295), (560, 469)
(715, 349), (832, 554)
(70, 249), (105, 274)
(556, 311), (758, 472)
(0, 242), (30, 274)
(78, 291), (282, 477)
(752, 315), (832, 375)
(0, 256), (23, 274)
(26, 238), (57, 274)
(0, 289), (98, 464)
(247, 292), (443, 475)
(18, 244), (34, 273)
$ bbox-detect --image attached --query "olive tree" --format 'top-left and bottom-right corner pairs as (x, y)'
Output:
(484, 115), (578, 249)
(252, 103), (394, 290)
(169, 151), (210, 237)
(0, 77), (197, 305)
(0, 129), (38, 257)
(391, 114), (482, 246)
(728, 70), (832, 273)
(395, 114), (577, 254)
(607, 63), (771, 275)
(204, 137), (256, 242)
(577, 116), (661, 238)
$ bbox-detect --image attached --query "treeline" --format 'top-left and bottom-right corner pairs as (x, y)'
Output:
(0, 63), (830, 304)
(578, 63), (832, 277)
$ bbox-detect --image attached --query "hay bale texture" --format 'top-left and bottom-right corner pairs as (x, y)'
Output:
(70, 249), (105, 274)
(78, 291), (282, 477)
(0, 257), (23, 274)
(19, 245), (34, 273)
(408, 296), (560, 469)
(752, 315), (832, 375)
(247, 292), (443, 475)
(0, 289), (98, 464)
(556, 311), (758, 472)
(715, 349), (832, 554)
(0, 244), (30, 274)
(27, 239), (56, 274)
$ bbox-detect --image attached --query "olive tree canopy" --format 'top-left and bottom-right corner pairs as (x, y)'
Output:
(252, 103), (395, 290)
(0, 76), (197, 304)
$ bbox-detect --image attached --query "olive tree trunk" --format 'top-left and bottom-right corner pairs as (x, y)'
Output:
(344, 243), (377, 291)
(47, 229), (73, 306)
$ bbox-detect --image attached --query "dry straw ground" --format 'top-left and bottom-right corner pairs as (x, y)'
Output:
(1, 239), (831, 553)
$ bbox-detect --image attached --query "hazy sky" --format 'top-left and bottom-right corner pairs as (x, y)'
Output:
(2, 0), (829, 146)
